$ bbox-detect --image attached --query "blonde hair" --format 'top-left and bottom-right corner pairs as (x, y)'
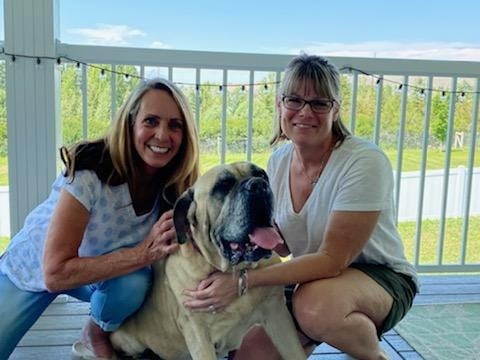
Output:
(63, 78), (199, 203)
(270, 54), (350, 146)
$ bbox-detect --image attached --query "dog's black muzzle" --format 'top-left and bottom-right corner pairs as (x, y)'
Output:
(214, 176), (274, 265)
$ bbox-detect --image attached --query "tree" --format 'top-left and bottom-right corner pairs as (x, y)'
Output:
(60, 63), (83, 146)
(431, 92), (449, 146)
(60, 64), (140, 146)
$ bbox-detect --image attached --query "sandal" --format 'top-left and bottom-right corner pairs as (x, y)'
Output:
(71, 341), (118, 360)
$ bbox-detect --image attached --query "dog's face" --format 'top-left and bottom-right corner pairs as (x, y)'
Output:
(173, 162), (281, 271)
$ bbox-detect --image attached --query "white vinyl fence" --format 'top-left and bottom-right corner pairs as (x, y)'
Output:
(1, 167), (479, 237)
(1, 186), (10, 237)
(397, 166), (480, 221)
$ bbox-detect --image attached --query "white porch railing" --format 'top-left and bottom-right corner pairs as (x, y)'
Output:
(2, 0), (479, 273)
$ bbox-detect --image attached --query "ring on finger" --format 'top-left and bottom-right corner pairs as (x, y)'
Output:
(208, 304), (216, 314)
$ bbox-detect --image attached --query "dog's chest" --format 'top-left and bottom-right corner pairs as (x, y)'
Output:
(165, 247), (213, 293)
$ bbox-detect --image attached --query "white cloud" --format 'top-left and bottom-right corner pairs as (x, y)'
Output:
(289, 41), (480, 62)
(150, 41), (171, 49)
(68, 24), (146, 45)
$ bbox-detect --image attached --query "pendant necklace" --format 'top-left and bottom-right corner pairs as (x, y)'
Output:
(295, 143), (334, 186)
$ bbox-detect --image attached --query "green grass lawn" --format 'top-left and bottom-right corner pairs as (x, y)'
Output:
(200, 147), (480, 174)
(2, 217), (479, 266)
(384, 148), (480, 172)
(0, 157), (7, 185)
(1, 236), (8, 253)
(399, 216), (480, 265)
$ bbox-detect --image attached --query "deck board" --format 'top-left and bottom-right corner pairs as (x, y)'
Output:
(9, 274), (479, 359)
(414, 274), (480, 306)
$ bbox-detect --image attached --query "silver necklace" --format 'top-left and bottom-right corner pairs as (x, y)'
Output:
(295, 144), (334, 186)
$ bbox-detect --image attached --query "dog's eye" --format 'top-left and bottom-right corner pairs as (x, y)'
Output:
(211, 173), (237, 198)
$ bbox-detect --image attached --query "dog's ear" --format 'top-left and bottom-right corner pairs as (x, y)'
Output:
(173, 188), (194, 244)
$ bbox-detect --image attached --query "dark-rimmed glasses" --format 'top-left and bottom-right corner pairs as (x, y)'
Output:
(282, 95), (335, 114)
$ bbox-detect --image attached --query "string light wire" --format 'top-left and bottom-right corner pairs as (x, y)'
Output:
(339, 66), (478, 96)
(2, 48), (478, 96)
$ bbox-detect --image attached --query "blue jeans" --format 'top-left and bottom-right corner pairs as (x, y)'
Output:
(0, 268), (151, 359)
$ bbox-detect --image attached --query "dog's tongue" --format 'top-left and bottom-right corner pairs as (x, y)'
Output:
(248, 227), (283, 250)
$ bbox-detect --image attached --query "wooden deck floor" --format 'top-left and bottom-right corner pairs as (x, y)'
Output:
(9, 274), (480, 360)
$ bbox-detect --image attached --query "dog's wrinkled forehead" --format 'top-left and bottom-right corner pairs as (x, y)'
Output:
(209, 162), (267, 199)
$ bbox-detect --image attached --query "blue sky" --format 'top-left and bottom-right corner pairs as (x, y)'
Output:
(54, 0), (477, 61)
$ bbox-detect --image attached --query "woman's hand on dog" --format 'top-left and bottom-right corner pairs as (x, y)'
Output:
(183, 272), (238, 313)
(137, 210), (179, 264)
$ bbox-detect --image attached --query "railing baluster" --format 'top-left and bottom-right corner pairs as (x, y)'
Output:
(373, 75), (383, 146)
(110, 64), (116, 122)
(437, 77), (458, 264)
(275, 71), (281, 131)
(349, 71), (358, 134)
(246, 70), (254, 162)
(414, 77), (433, 267)
(460, 78), (480, 265)
(220, 69), (227, 164)
(195, 68), (200, 130)
(81, 63), (88, 138)
(395, 76), (408, 225)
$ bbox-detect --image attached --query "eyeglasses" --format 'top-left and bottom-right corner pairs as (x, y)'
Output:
(282, 95), (335, 114)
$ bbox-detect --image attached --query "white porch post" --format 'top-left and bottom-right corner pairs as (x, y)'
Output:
(4, 0), (61, 234)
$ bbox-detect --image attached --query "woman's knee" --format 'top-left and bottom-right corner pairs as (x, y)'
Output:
(90, 267), (152, 326)
(292, 282), (340, 340)
(98, 267), (151, 302)
(116, 267), (152, 298)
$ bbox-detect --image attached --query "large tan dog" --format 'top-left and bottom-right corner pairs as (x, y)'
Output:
(111, 162), (306, 360)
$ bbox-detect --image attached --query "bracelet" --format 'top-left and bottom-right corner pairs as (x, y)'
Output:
(237, 269), (248, 297)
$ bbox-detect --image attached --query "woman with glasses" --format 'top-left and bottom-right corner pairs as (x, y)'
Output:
(184, 54), (417, 360)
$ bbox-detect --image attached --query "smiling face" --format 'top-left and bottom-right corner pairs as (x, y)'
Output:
(278, 79), (339, 148)
(132, 89), (184, 177)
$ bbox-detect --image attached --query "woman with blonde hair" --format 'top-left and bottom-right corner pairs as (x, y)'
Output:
(0, 78), (199, 359)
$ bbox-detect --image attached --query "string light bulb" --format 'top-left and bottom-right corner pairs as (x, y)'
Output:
(75, 62), (82, 77)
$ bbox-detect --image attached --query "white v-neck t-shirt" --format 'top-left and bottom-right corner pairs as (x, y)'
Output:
(267, 136), (417, 282)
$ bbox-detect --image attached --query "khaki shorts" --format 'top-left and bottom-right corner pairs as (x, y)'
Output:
(285, 263), (417, 343)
